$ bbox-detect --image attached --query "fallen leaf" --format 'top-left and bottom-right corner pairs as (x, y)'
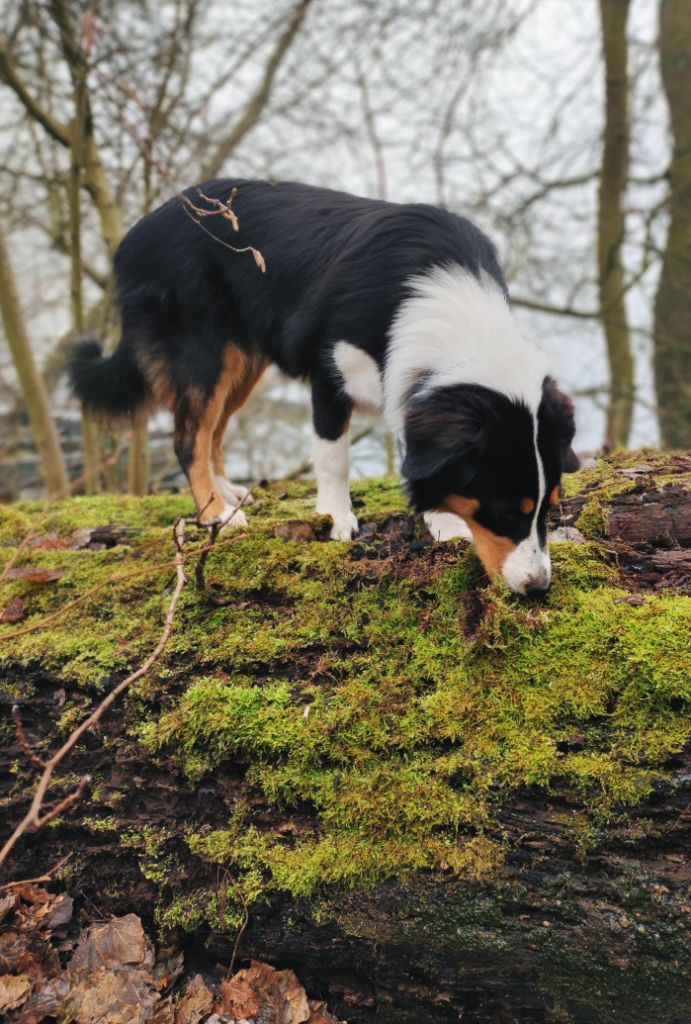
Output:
(234, 961), (311, 1024)
(0, 893), (17, 924)
(70, 914), (154, 971)
(4, 567), (64, 583)
(69, 967), (159, 1024)
(1, 596), (26, 623)
(18, 976), (70, 1022)
(27, 534), (70, 551)
(0, 973), (31, 1012)
(274, 520), (316, 541)
(218, 976), (260, 1019)
(34, 893), (73, 930)
(174, 973), (213, 1024)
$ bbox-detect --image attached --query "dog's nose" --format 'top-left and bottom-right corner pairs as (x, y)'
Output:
(525, 582), (549, 596)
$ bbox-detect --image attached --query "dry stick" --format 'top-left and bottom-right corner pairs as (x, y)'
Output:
(0, 853), (73, 892)
(11, 705), (47, 769)
(0, 516), (188, 873)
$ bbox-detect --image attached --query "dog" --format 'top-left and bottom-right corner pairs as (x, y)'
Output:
(70, 179), (579, 595)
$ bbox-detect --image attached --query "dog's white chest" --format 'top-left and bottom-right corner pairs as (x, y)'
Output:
(333, 341), (383, 409)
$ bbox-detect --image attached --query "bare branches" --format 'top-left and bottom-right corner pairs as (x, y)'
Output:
(201, 0), (314, 180)
(0, 36), (70, 147)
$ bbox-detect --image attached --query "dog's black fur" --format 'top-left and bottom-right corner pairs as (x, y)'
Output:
(71, 179), (504, 435)
(70, 178), (577, 589)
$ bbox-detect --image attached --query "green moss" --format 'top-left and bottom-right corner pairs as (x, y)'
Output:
(1, 466), (689, 936)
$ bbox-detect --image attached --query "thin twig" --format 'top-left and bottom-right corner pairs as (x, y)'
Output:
(12, 704), (47, 769)
(0, 516), (189, 873)
(0, 853), (73, 892)
(194, 492), (253, 605)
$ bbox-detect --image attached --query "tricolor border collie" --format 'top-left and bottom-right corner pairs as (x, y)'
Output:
(70, 179), (579, 595)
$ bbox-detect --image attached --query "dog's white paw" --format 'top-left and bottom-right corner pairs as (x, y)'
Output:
(424, 510), (473, 542)
(329, 511), (359, 541)
(217, 478), (254, 507)
(217, 504), (248, 531)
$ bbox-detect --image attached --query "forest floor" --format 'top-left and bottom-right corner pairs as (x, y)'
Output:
(0, 451), (689, 1024)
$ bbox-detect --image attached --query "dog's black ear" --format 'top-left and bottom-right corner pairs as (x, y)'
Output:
(401, 386), (486, 483)
(541, 377), (579, 472)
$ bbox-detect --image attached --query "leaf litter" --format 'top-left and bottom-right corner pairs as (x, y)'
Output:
(0, 885), (345, 1024)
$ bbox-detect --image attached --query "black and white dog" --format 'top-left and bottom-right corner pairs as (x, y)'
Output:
(70, 179), (578, 595)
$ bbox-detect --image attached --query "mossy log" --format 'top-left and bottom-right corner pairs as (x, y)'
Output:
(1, 451), (689, 1024)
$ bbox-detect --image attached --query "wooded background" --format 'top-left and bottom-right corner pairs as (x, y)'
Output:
(0, 0), (689, 502)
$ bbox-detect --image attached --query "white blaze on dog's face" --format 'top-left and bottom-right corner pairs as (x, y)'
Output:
(402, 378), (579, 596)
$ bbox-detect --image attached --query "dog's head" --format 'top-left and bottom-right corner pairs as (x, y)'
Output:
(402, 377), (578, 595)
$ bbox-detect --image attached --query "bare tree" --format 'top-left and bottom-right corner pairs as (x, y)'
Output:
(597, 0), (633, 448)
(0, 219), (68, 496)
(653, 0), (691, 449)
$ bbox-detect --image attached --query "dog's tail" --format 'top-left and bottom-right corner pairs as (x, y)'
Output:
(68, 338), (151, 416)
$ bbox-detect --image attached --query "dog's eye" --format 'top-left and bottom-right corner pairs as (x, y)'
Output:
(519, 498), (535, 516)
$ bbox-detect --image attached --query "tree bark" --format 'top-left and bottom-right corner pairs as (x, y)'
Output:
(0, 222), (68, 497)
(597, 0), (634, 448)
(653, 0), (691, 449)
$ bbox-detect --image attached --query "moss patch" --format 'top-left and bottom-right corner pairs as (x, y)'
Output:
(1, 458), (690, 937)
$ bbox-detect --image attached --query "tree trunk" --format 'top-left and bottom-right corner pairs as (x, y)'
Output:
(597, 0), (634, 448)
(653, 0), (691, 449)
(0, 221), (68, 497)
(1, 460), (689, 1024)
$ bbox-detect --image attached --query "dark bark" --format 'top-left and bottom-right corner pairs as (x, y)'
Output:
(1, 463), (689, 1024)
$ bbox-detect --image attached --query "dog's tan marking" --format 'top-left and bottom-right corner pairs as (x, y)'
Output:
(211, 349), (268, 478)
(520, 497), (536, 515)
(443, 495), (518, 575)
(174, 345), (267, 523)
(549, 485), (560, 506)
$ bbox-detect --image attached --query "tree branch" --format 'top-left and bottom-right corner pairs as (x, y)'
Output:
(201, 0), (313, 180)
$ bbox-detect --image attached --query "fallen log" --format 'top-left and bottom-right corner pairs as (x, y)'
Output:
(0, 451), (689, 1024)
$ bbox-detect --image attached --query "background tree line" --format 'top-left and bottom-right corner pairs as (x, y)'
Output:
(0, 0), (689, 501)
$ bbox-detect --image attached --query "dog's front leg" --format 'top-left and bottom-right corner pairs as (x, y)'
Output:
(311, 380), (358, 541)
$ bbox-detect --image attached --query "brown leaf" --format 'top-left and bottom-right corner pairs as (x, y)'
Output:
(34, 893), (73, 930)
(218, 976), (260, 1020)
(4, 567), (63, 583)
(1, 596), (26, 623)
(27, 534), (70, 551)
(17, 976), (70, 1023)
(0, 893), (17, 924)
(234, 961), (311, 1024)
(274, 521), (316, 541)
(69, 967), (159, 1024)
(70, 914), (154, 972)
(0, 974), (32, 1012)
(174, 973), (213, 1024)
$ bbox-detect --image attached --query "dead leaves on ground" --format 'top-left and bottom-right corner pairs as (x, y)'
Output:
(0, 886), (344, 1024)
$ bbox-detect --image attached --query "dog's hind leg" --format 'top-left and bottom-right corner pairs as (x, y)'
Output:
(311, 376), (358, 541)
(211, 352), (268, 507)
(173, 347), (264, 528)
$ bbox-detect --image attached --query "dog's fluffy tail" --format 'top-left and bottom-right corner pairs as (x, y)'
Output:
(68, 338), (151, 416)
